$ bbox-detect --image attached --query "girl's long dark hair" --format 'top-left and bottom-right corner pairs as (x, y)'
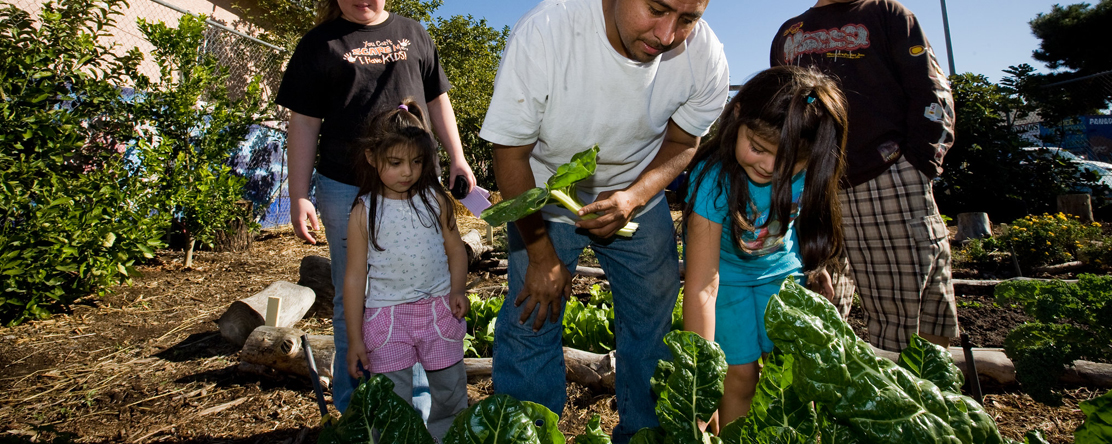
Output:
(683, 65), (848, 272)
(352, 98), (455, 251)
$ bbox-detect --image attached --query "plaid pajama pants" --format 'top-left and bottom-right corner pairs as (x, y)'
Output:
(831, 156), (959, 352)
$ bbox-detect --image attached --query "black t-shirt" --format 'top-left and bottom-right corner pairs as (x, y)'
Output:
(276, 15), (451, 185)
(770, 0), (954, 186)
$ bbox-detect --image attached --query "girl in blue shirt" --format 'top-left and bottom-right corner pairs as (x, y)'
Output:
(682, 65), (849, 426)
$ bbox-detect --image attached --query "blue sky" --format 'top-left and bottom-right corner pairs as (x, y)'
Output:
(435, 0), (1062, 85)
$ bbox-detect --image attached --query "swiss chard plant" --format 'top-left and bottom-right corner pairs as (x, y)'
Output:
(480, 146), (639, 237)
(993, 274), (1112, 404)
(322, 280), (1042, 444)
(1074, 390), (1112, 443)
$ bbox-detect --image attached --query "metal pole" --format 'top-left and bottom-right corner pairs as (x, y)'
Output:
(939, 0), (957, 76)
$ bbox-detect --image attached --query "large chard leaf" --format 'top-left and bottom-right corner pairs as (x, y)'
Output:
(317, 375), (434, 444)
(897, 336), (1005, 444)
(1075, 390), (1112, 443)
(546, 145), (598, 190)
(442, 394), (563, 444)
(480, 187), (550, 226)
(897, 335), (964, 393)
(654, 330), (726, 444)
(764, 279), (961, 444)
(719, 350), (819, 444)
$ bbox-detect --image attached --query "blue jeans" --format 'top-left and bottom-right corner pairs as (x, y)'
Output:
(316, 175), (434, 416)
(314, 174), (361, 413)
(494, 200), (680, 444)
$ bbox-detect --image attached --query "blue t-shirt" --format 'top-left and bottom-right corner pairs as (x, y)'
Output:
(686, 162), (805, 285)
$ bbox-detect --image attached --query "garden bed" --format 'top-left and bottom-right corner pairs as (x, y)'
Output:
(0, 220), (1105, 443)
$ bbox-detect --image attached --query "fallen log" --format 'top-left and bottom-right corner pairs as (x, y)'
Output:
(871, 346), (1112, 388)
(217, 281), (316, 347)
(242, 328), (616, 390)
(461, 229), (493, 266)
(240, 326), (335, 382)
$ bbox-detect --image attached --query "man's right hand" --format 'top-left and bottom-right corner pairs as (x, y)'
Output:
(516, 254), (572, 332)
(291, 197), (320, 244)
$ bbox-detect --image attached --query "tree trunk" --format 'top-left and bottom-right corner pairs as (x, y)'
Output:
(955, 212), (992, 243)
(214, 201), (253, 252)
(1057, 194), (1094, 222)
(184, 238), (196, 268)
(217, 281), (316, 347)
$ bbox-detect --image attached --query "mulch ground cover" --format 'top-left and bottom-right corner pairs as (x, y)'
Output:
(0, 219), (1106, 443)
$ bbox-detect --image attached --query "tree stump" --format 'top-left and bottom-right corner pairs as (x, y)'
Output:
(214, 200), (253, 252)
(461, 229), (493, 266)
(955, 212), (993, 243)
(298, 255), (334, 315)
(217, 281), (316, 347)
(1057, 194), (1094, 222)
(240, 326), (335, 380)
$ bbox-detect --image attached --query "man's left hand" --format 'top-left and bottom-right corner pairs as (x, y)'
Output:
(575, 190), (642, 238)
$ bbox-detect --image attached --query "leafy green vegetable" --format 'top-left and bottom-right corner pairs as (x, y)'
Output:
(719, 351), (818, 444)
(443, 394), (563, 444)
(653, 330), (726, 444)
(317, 375), (434, 444)
(574, 415), (613, 444)
(763, 278), (993, 444)
(480, 146), (639, 237)
(1074, 390), (1112, 443)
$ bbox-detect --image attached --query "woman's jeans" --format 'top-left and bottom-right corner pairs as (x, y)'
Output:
(494, 200), (680, 444)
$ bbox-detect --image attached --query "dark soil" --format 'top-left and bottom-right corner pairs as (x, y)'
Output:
(0, 218), (1105, 443)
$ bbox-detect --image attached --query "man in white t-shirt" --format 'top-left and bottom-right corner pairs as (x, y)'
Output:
(479, 0), (728, 441)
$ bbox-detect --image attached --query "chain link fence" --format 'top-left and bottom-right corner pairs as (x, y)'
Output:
(1036, 70), (1112, 163)
(6, 0), (295, 228)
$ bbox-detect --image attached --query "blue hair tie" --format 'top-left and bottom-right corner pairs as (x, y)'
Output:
(806, 95), (816, 104)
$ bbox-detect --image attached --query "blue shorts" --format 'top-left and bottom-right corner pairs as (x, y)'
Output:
(715, 277), (792, 365)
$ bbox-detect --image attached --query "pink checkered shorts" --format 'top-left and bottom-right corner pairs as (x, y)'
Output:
(362, 295), (466, 373)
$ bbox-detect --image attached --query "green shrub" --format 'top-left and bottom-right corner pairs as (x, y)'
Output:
(994, 274), (1112, 404)
(953, 237), (1008, 272)
(0, 0), (168, 326)
(131, 14), (268, 267)
(1002, 212), (1100, 269)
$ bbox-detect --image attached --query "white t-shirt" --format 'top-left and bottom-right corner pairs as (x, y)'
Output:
(361, 193), (451, 308)
(479, 0), (729, 224)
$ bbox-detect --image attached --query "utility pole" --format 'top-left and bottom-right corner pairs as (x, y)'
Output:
(939, 0), (957, 76)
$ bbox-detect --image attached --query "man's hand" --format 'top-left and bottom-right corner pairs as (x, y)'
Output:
(516, 255), (572, 331)
(575, 190), (642, 238)
(291, 197), (320, 244)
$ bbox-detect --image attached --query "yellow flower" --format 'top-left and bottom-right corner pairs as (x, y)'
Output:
(1057, 213), (1067, 220)
(1049, 232), (1055, 236)
(1093, 222), (1102, 228)
(1047, 241), (1052, 245)
(1031, 249), (1037, 252)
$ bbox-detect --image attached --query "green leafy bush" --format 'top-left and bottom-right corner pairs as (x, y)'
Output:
(993, 274), (1112, 404)
(1002, 212), (1100, 270)
(0, 0), (168, 326)
(952, 237), (1008, 273)
(131, 14), (268, 267)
